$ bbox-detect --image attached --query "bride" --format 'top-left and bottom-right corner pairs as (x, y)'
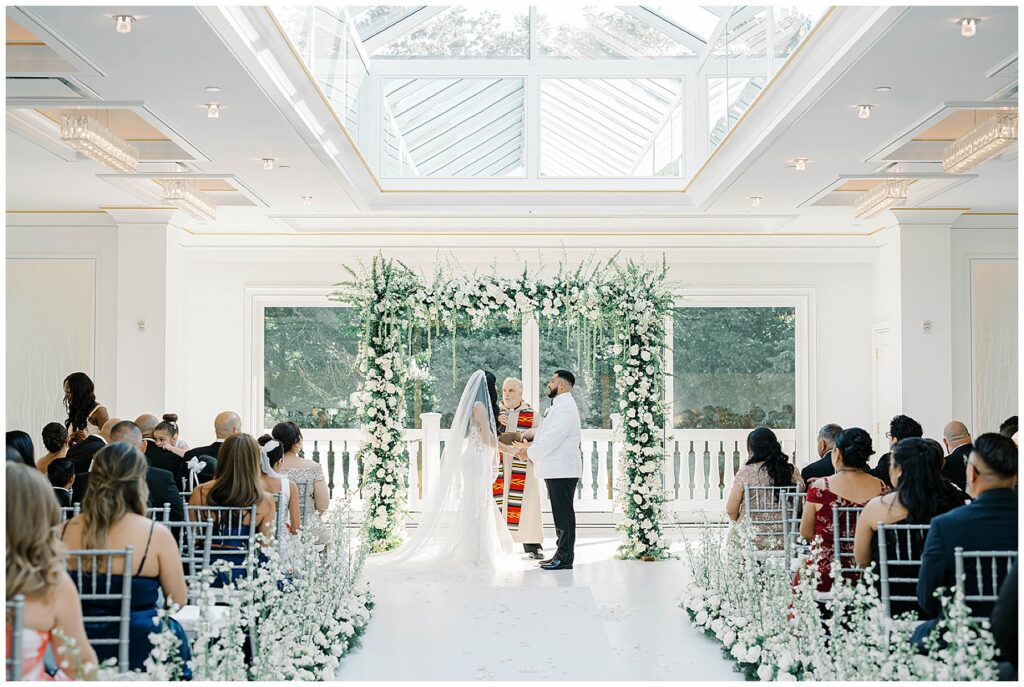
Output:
(371, 370), (516, 572)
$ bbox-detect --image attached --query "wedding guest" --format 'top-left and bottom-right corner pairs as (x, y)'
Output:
(67, 418), (112, 477)
(871, 415), (924, 488)
(136, 414), (188, 488)
(924, 438), (969, 497)
(74, 422), (184, 522)
(48, 457), (76, 508)
(801, 423), (843, 483)
(853, 438), (966, 616)
(6, 430), (35, 468)
(36, 422), (69, 475)
(273, 421), (329, 516)
(1000, 416), (1018, 439)
(991, 564), (1017, 679)
(726, 427), (804, 549)
(189, 434), (277, 581)
(914, 432), (1017, 639)
(6, 463), (97, 680)
(183, 411), (242, 484)
(61, 443), (190, 674)
(941, 420), (972, 492)
(800, 427), (887, 592)
(62, 372), (108, 435)
(258, 435), (301, 533)
(153, 413), (190, 455)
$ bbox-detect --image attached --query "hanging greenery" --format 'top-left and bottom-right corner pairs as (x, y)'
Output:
(333, 253), (673, 559)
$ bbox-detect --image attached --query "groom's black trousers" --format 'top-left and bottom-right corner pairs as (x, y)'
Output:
(545, 478), (578, 564)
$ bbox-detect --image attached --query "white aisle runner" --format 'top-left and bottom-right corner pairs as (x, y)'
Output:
(337, 536), (737, 681)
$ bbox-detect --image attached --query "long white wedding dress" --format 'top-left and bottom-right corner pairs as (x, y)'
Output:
(369, 370), (517, 574)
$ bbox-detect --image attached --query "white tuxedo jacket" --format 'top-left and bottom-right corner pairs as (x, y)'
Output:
(529, 392), (583, 480)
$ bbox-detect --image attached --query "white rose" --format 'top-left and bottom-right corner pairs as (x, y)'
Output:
(756, 665), (773, 681)
(778, 672), (796, 681)
(694, 610), (708, 625)
(746, 646), (762, 663)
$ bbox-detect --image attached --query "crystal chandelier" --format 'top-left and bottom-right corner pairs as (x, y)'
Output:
(162, 179), (216, 221)
(60, 113), (138, 173)
(943, 112), (1018, 173)
(854, 178), (909, 219)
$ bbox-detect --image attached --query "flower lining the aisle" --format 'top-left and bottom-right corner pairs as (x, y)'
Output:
(681, 521), (999, 680)
(335, 254), (674, 559)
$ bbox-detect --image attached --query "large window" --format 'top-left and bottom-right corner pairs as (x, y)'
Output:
(672, 307), (796, 429)
(539, 324), (619, 428)
(263, 307), (363, 429)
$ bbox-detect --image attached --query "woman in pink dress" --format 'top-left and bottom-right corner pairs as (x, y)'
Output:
(6, 464), (96, 680)
(799, 427), (889, 592)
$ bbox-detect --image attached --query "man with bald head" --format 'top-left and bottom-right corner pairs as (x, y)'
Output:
(183, 411), (241, 481)
(942, 420), (973, 492)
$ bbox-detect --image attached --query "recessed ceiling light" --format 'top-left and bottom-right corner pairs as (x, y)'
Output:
(302, 195), (313, 206)
(857, 104), (873, 119)
(206, 103), (220, 119)
(750, 196), (762, 207)
(205, 86), (221, 93)
(960, 18), (978, 37)
(793, 158), (808, 171)
(875, 85), (892, 93)
(262, 158), (275, 170)
(115, 15), (133, 33)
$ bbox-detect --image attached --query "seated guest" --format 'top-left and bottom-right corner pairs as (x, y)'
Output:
(801, 423), (843, 484)
(189, 434), (277, 582)
(36, 422), (68, 475)
(67, 418), (113, 478)
(61, 443), (190, 674)
(6, 464), (97, 679)
(273, 421), (329, 517)
(726, 427), (804, 549)
(184, 411), (244, 484)
(991, 564), (1017, 679)
(800, 427), (888, 592)
(1000, 416), (1018, 439)
(6, 430), (35, 468)
(62, 372), (109, 437)
(854, 438), (966, 617)
(871, 415), (924, 488)
(75, 422), (184, 522)
(914, 433), (1018, 643)
(941, 421), (972, 492)
(152, 413), (190, 455)
(136, 413), (188, 489)
(257, 436), (301, 533)
(47, 457), (76, 508)
(924, 438), (970, 498)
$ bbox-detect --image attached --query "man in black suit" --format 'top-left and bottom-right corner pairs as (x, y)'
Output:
(47, 457), (75, 508)
(941, 420), (972, 492)
(871, 414), (923, 488)
(183, 410), (241, 483)
(66, 430), (106, 475)
(913, 432), (1017, 644)
(801, 423), (843, 483)
(74, 422), (184, 522)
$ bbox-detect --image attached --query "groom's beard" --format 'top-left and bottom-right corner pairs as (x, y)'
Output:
(547, 387), (558, 399)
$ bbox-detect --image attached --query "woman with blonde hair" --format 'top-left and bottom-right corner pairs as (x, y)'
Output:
(60, 442), (190, 673)
(6, 463), (96, 680)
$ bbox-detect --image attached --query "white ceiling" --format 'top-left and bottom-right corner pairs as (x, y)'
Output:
(5, 4), (1018, 238)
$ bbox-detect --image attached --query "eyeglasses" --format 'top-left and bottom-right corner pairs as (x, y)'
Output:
(884, 432), (892, 439)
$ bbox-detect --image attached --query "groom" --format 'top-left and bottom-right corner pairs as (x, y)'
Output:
(513, 370), (582, 571)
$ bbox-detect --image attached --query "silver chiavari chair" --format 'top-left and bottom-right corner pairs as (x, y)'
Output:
(294, 480), (311, 529)
(954, 547), (1018, 621)
(877, 522), (930, 617)
(831, 505), (865, 581)
(781, 491), (808, 565)
(59, 504), (81, 521)
(6, 595), (25, 681)
(145, 503), (171, 523)
(743, 485), (797, 557)
(185, 504), (259, 585)
(164, 520), (214, 601)
(65, 548), (134, 673)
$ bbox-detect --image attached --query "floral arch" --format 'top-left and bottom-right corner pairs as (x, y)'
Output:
(334, 255), (673, 559)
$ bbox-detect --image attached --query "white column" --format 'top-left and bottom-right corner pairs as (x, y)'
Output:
(106, 208), (186, 422)
(420, 412), (442, 501)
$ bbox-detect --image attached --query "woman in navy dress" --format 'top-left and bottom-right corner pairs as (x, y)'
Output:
(61, 442), (191, 674)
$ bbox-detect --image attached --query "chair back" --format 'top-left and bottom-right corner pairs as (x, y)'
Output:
(59, 504), (81, 521)
(781, 491), (808, 561)
(180, 490), (192, 507)
(742, 485), (796, 550)
(145, 503), (171, 523)
(164, 519), (214, 600)
(272, 491), (286, 542)
(185, 504), (258, 583)
(831, 505), (864, 578)
(65, 547), (134, 673)
(877, 522), (930, 617)
(954, 547), (1018, 620)
(294, 480), (311, 528)
(6, 595), (24, 681)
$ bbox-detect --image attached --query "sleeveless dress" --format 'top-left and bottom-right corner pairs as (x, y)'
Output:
(194, 490), (264, 587)
(5, 626), (70, 681)
(67, 521), (191, 675)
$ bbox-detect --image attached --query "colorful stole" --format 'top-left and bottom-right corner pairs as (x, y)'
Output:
(492, 407), (535, 530)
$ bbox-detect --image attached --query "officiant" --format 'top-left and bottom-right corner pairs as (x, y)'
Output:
(495, 377), (545, 560)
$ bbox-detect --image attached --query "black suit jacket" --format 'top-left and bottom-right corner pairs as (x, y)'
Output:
(145, 441), (188, 488)
(991, 563), (1017, 667)
(943, 443), (972, 493)
(72, 465), (185, 522)
(871, 451), (894, 488)
(184, 441), (221, 485)
(917, 488), (1018, 618)
(53, 487), (72, 508)
(66, 435), (105, 474)
(801, 450), (835, 483)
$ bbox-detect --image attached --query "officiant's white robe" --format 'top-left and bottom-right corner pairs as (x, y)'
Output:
(497, 405), (543, 546)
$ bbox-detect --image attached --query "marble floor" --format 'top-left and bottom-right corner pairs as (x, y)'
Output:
(337, 533), (738, 681)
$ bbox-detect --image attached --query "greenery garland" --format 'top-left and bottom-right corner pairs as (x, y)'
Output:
(334, 253), (673, 559)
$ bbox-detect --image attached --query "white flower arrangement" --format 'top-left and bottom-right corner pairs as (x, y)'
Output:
(681, 519), (1000, 681)
(335, 254), (673, 559)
